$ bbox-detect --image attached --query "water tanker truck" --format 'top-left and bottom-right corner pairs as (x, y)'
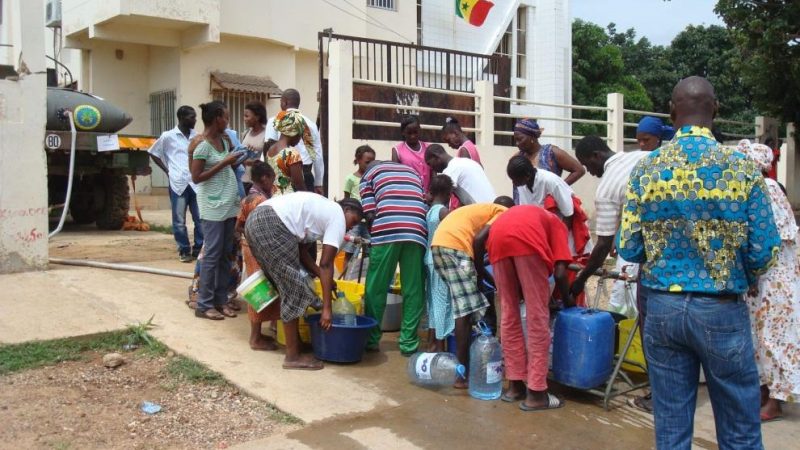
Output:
(45, 88), (155, 230)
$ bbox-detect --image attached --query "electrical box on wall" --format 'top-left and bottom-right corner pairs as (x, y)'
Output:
(46, 0), (62, 28)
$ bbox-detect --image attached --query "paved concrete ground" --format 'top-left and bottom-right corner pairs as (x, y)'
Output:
(1, 226), (798, 449)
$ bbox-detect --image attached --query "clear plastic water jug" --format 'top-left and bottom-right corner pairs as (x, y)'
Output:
(407, 352), (466, 387)
(332, 292), (356, 326)
(468, 322), (503, 400)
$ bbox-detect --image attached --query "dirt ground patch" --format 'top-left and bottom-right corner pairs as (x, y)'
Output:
(0, 351), (299, 450)
(50, 227), (176, 264)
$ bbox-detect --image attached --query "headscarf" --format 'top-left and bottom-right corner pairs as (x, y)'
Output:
(514, 118), (543, 138)
(636, 116), (675, 141)
(737, 139), (773, 172)
(274, 108), (314, 152)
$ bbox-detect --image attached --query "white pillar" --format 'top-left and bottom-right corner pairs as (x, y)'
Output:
(0, 0), (48, 273)
(606, 93), (624, 152)
(327, 40), (353, 200)
(474, 80), (494, 150)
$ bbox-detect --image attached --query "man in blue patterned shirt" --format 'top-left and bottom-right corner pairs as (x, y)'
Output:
(618, 77), (779, 450)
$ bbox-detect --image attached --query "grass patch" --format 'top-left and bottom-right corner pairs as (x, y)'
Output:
(0, 331), (129, 375)
(125, 316), (167, 357)
(0, 317), (165, 375)
(165, 356), (225, 385)
(148, 224), (173, 235)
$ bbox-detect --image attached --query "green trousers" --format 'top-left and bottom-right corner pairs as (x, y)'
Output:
(364, 242), (425, 354)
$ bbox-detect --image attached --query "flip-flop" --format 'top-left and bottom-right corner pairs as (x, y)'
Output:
(761, 412), (784, 423)
(282, 359), (324, 371)
(519, 393), (564, 412)
(501, 392), (526, 403)
(216, 306), (238, 318)
(195, 309), (224, 320)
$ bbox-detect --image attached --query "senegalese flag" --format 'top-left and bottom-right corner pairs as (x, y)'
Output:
(456, 0), (494, 27)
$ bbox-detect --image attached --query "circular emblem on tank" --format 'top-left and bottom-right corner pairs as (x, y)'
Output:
(73, 105), (102, 130)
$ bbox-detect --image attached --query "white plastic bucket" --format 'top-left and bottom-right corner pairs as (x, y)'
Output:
(236, 270), (279, 312)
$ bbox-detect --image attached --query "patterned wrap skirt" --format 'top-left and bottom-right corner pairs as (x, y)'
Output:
(244, 206), (317, 322)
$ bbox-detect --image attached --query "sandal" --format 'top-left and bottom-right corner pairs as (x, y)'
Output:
(195, 309), (224, 320)
(501, 391), (526, 403)
(519, 393), (564, 412)
(761, 412), (784, 423)
(628, 393), (654, 414)
(226, 300), (242, 311)
(216, 306), (237, 318)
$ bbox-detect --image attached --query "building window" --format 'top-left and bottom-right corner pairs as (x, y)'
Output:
(367, 0), (396, 11)
(212, 89), (268, 135)
(494, 22), (512, 58)
(149, 90), (176, 135)
(515, 7), (527, 78)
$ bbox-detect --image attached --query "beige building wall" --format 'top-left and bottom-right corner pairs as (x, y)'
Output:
(0, 0), (49, 273)
(82, 41), (150, 135)
(219, 1), (416, 51)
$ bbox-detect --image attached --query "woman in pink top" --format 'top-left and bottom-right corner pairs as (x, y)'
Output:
(442, 117), (481, 166)
(392, 115), (431, 191)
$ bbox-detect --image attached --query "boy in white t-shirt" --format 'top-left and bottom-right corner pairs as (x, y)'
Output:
(424, 144), (495, 205)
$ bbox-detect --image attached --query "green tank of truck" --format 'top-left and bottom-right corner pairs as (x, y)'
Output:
(45, 88), (156, 230)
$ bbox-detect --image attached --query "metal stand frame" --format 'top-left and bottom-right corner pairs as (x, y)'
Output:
(571, 270), (650, 410)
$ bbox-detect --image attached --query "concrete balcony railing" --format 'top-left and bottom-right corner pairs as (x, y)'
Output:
(62, 0), (220, 49)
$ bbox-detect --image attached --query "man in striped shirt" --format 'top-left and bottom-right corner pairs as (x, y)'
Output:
(569, 136), (649, 311)
(359, 161), (428, 355)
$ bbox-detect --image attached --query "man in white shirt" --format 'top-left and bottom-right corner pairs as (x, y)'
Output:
(264, 89), (324, 195)
(569, 135), (649, 312)
(424, 144), (496, 205)
(149, 105), (203, 262)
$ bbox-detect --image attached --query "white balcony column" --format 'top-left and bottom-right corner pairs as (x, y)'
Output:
(327, 40), (354, 200)
(474, 80), (494, 149)
(606, 93), (624, 152)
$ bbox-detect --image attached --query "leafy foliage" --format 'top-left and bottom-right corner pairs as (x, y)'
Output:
(573, 18), (761, 139)
(715, 0), (800, 125)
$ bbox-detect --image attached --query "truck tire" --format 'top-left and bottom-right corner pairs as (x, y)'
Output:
(69, 176), (100, 225)
(96, 173), (130, 230)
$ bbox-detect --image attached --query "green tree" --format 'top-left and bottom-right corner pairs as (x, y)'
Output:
(669, 24), (755, 125)
(715, 0), (800, 125)
(572, 19), (653, 137)
(606, 24), (676, 114)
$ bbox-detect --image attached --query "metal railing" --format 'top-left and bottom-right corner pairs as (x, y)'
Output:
(623, 108), (759, 142)
(321, 32), (507, 93)
(492, 95), (613, 145)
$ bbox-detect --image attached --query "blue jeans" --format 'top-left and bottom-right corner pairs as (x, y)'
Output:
(169, 186), (204, 255)
(643, 290), (762, 450)
(197, 218), (236, 312)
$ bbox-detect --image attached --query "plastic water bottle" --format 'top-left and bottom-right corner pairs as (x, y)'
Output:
(407, 352), (466, 387)
(300, 269), (322, 310)
(468, 321), (503, 400)
(333, 292), (357, 326)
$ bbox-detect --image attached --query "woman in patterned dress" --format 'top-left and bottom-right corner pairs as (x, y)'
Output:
(265, 109), (308, 194)
(513, 118), (586, 185)
(740, 139), (800, 422)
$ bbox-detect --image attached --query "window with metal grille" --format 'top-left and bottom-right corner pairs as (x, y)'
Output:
(149, 89), (176, 135)
(367, 0), (395, 11)
(212, 90), (267, 136)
